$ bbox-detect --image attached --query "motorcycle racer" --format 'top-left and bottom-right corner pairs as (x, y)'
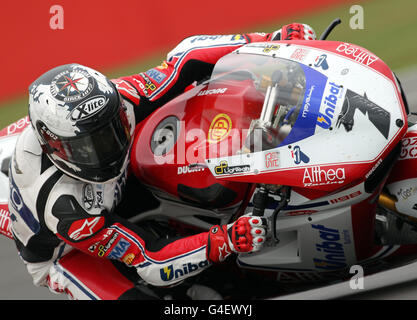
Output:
(8, 23), (316, 300)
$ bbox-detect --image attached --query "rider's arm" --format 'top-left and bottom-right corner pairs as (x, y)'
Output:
(47, 196), (264, 287)
(111, 24), (315, 123)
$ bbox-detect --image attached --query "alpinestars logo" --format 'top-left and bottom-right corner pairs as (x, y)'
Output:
(303, 166), (345, 186)
(218, 243), (231, 262)
(68, 217), (104, 241)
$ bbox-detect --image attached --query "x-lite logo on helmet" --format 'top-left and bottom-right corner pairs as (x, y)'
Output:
(68, 95), (109, 122)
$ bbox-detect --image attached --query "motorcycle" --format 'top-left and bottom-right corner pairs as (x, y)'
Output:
(2, 20), (417, 298)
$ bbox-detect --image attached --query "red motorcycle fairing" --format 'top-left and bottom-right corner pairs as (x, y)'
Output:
(130, 81), (256, 211)
(0, 116), (30, 240)
(130, 40), (417, 277)
(382, 125), (417, 224)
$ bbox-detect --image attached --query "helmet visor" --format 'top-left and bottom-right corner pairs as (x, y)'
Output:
(62, 110), (130, 167)
(40, 107), (131, 169)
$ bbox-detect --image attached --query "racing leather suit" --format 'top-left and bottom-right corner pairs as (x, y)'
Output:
(8, 29), (306, 300)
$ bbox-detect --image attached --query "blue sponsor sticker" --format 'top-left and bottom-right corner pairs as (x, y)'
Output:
(108, 238), (130, 259)
(311, 224), (347, 270)
(160, 260), (209, 281)
(292, 145), (310, 164)
(145, 69), (167, 84)
(314, 54), (329, 70)
(280, 65), (328, 146)
(316, 81), (342, 130)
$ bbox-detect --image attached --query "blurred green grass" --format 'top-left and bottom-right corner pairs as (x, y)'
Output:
(1, 0), (416, 128)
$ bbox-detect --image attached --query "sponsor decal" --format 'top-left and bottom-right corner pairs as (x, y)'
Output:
(50, 69), (94, 103)
(0, 207), (12, 238)
(397, 187), (417, 201)
(207, 113), (232, 143)
(97, 232), (119, 257)
(365, 159), (383, 178)
(82, 184), (94, 210)
(131, 77), (151, 96)
(160, 260), (209, 281)
(122, 253), (136, 265)
(262, 44), (280, 53)
(214, 160), (250, 175)
(312, 224), (347, 270)
(156, 61), (169, 70)
(211, 226), (219, 234)
(112, 79), (140, 105)
(145, 68), (167, 84)
(230, 34), (244, 41)
(303, 166), (345, 187)
(336, 43), (378, 66)
(6, 116), (30, 135)
(107, 238), (131, 259)
(314, 54), (329, 70)
(400, 137), (417, 160)
(140, 73), (157, 92)
(88, 242), (99, 253)
(190, 35), (238, 43)
(177, 165), (206, 175)
(302, 85), (315, 118)
(280, 65), (327, 146)
(316, 82), (342, 130)
(96, 190), (103, 207)
(265, 152), (279, 169)
(291, 145), (310, 164)
(285, 210), (318, 216)
(290, 48), (309, 61)
(198, 88), (227, 96)
(218, 243), (231, 262)
(336, 90), (391, 139)
(69, 95), (109, 122)
(329, 190), (362, 204)
(40, 125), (58, 140)
(68, 217), (104, 241)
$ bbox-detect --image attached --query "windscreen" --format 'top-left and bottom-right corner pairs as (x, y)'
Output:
(199, 52), (325, 161)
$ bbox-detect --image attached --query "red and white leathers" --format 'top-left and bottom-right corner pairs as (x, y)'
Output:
(8, 24), (314, 300)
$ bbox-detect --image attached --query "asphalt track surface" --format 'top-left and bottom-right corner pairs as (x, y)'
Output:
(0, 67), (416, 300)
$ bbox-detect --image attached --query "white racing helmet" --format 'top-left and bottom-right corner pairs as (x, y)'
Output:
(28, 63), (134, 183)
